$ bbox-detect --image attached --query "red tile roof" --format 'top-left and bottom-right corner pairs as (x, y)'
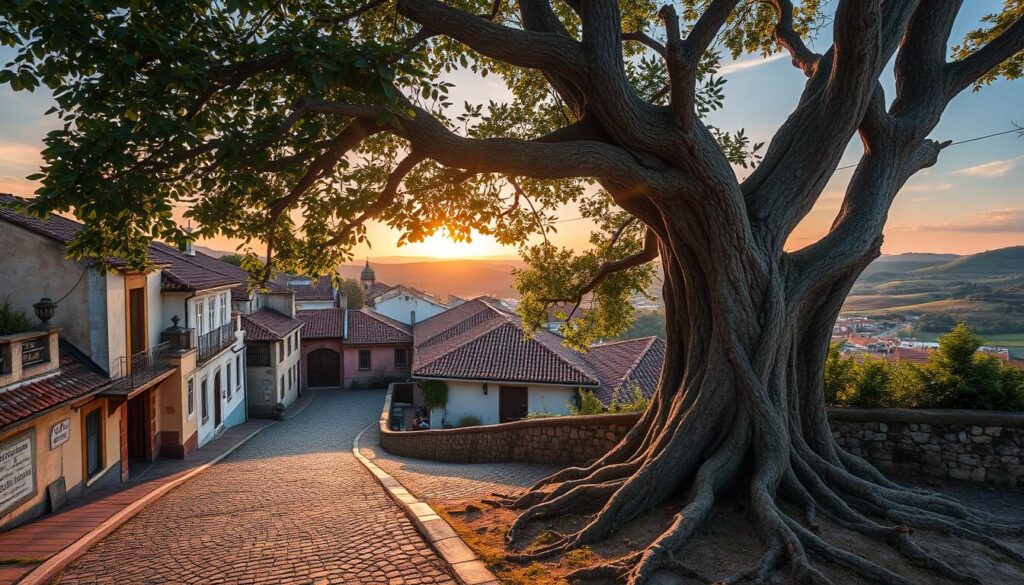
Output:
(275, 274), (336, 302)
(0, 351), (111, 429)
(412, 298), (600, 386)
(296, 308), (344, 338)
(241, 309), (302, 341)
(346, 309), (412, 345)
(582, 337), (665, 404)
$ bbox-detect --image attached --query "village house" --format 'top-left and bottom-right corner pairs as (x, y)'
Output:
(359, 261), (449, 325)
(0, 328), (115, 530)
(409, 298), (664, 428)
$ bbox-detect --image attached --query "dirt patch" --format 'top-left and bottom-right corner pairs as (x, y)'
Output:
(437, 488), (1024, 585)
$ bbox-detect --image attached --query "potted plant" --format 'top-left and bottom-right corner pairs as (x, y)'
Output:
(274, 401), (286, 420)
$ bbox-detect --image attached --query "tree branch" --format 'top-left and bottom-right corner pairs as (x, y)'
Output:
(396, 0), (584, 75)
(622, 31), (666, 57)
(324, 153), (425, 247)
(539, 229), (658, 304)
(946, 11), (1024, 97)
(765, 0), (819, 75)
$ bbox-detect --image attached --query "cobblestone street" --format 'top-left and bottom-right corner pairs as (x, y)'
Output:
(54, 390), (455, 585)
(360, 425), (560, 504)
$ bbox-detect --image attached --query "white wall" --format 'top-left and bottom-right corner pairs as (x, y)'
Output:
(295, 300), (334, 311)
(374, 294), (447, 325)
(104, 273), (127, 375)
(193, 329), (246, 446)
(426, 380), (577, 428)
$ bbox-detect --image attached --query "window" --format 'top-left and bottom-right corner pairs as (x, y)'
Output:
(220, 293), (229, 326)
(85, 407), (103, 477)
(287, 335), (291, 355)
(195, 299), (204, 334)
(208, 296), (216, 329)
(201, 378), (209, 422)
(394, 348), (408, 368)
(280, 375), (285, 400)
(226, 363), (233, 399)
(358, 350), (371, 370)
(278, 342), (284, 363)
(235, 356), (242, 389)
(187, 378), (195, 416)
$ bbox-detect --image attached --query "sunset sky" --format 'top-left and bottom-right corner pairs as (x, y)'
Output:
(1, 1), (1021, 260)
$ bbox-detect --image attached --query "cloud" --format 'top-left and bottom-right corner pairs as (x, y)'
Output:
(952, 155), (1024, 178)
(901, 182), (952, 193)
(900, 208), (1024, 233)
(0, 142), (44, 170)
(720, 52), (787, 75)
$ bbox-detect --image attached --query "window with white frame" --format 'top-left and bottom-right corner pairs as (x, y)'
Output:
(226, 362), (233, 398)
(187, 378), (195, 417)
(207, 295), (216, 329)
(220, 293), (229, 327)
(195, 299), (204, 334)
(235, 356), (242, 389)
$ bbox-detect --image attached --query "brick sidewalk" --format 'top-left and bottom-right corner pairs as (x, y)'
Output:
(0, 418), (275, 585)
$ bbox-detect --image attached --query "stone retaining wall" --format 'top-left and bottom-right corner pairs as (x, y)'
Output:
(380, 386), (1024, 487)
(828, 408), (1024, 489)
(378, 386), (639, 464)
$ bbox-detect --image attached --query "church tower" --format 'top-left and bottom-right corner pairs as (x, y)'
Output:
(360, 259), (375, 292)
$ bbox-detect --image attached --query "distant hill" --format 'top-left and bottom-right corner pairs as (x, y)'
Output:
(339, 259), (527, 300)
(859, 252), (960, 279)
(912, 246), (1024, 277)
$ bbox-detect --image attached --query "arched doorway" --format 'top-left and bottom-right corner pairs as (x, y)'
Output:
(307, 348), (341, 388)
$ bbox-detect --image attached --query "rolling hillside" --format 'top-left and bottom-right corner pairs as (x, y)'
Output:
(911, 246), (1024, 277)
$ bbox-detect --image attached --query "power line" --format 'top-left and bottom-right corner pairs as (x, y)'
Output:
(552, 126), (1020, 224)
(835, 126), (1020, 171)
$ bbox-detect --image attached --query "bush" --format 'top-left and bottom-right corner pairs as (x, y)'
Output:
(0, 300), (32, 336)
(456, 414), (481, 427)
(570, 389), (604, 415)
(420, 380), (449, 410)
(608, 384), (649, 413)
(826, 323), (1024, 411)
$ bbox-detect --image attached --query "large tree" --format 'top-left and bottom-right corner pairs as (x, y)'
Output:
(3, 1), (1024, 582)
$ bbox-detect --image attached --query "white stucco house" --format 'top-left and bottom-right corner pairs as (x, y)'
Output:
(409, 298), (665, 428)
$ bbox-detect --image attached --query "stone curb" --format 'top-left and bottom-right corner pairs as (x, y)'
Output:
(17, 423), (275, 585)
(353, 423), (500, 585)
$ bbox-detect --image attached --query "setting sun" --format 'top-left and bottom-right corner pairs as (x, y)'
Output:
(391, 230), (515, 259)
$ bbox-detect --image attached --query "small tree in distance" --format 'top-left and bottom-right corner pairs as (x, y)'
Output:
(3, 1), (1024, 582)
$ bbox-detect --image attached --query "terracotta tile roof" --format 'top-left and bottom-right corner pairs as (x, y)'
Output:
(0, 195), (281, 296)
(412, 298), (601, 386)
(296, 308), (344, 339)
(346, 308), (412, 345)
(0, 194), (128, 267)
(364, 281), (395, 302)
(274, 274), (336, 302)
(0, 349), (111, 429)
(241, 309), (302, 341)
(582, 337), (665, 404)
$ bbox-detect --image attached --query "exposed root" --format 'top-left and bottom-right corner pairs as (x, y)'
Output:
(506, 480), (624, 545)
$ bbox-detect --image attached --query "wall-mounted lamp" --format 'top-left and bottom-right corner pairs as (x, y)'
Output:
(482, 383), (488, 395)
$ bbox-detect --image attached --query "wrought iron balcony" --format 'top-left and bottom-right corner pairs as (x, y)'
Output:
(110, 342), (172, 391)
(197, 322), (235, 363)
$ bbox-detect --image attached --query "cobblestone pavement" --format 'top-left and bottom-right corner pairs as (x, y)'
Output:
(55, 390), (456, 585)
(360, 425), (562, 504)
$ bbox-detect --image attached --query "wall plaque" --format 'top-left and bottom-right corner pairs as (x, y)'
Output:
(50, 418), (71, 450)
(21, 337), (49, 368)
(0, 429), (37, 517)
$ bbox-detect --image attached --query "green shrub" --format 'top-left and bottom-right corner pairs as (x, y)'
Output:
(608, 384), (649, 413)
(0, 300), (32, 336)
(421, 380), (449, 410)
(456, 414), (481, 427)
(570, 389), (604, 415)
(825, 323), (1024, 411)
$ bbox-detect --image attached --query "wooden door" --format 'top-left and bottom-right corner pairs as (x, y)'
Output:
(127, 396), (146, 459)
(499, 386), (529, 423)
(308, 348), (341, 387)
(128, 287), (146, 356)
(213, 371), (222, 427)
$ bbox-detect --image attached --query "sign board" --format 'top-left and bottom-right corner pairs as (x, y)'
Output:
(21, 337), (49, 368)
(50, 419), (71, 450)
(0, 429), (37, 517)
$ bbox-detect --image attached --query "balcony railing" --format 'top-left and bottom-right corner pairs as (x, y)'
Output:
(197, 322), (235, 363)
(111, 342), (171, 390)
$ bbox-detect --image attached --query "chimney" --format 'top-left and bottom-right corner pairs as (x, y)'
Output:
(342, 308), (348, 339)
(184, 225), (195, 256)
